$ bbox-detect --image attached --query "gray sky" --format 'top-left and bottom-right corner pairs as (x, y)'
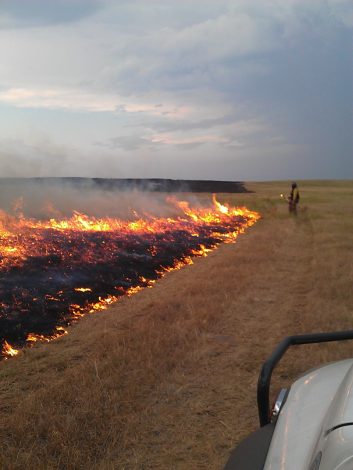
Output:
(0, 0), (352, 180)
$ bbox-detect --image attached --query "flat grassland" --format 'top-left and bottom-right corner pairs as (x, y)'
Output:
(0, 180), (352, 469)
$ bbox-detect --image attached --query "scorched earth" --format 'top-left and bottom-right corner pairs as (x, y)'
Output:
(0, 196), (259, 359)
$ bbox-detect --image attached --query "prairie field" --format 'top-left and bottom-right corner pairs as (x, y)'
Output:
(0, 180), (352, 469)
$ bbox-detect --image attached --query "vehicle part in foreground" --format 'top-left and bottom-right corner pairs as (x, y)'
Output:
(224, 330), (353, 470)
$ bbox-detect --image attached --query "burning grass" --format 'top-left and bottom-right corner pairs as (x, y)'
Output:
(0, 180), (352, 469)
(0, 195), (259, 358)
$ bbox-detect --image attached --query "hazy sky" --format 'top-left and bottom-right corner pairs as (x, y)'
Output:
(0, 0), (352, 180)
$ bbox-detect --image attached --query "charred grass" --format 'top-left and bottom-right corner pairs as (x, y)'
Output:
(0, 180), (353, 469)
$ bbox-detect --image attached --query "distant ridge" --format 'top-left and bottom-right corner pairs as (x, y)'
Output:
(0, 178), (250, 193)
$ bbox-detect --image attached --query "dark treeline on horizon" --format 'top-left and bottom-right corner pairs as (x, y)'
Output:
(0, 178), (250, 193)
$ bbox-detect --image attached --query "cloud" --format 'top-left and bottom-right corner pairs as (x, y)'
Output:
(95, 133), (232, 151)
(149, 133), (230, 147)
(0, 87), (118, 112)
(96, 116), (270, 153)
(0, 0), (106, 29)
(0, 0), (351, 179)
(96, 135), (153, 151)
(99, 11), (276, 95)
(144, 117), (270, 149)
(0, 87), (194, 118)
(97, 0), (352, 96)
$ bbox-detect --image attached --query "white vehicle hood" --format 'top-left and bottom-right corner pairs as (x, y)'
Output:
(264, 358), (353, 470)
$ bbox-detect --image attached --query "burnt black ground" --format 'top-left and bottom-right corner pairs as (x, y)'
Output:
(0, 216), (248, 354)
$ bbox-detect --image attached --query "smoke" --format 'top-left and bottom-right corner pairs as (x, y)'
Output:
(0, 178), (207, 219)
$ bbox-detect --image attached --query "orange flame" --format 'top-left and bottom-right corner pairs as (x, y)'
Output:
(0, 195), (259, 270)
(0, 195), (260, 357)
(2, 341), (19, 358)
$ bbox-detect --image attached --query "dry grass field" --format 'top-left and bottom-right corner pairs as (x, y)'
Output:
(0, 180), (352, 469)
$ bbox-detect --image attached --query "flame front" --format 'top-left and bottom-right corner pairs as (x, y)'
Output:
(2, 341), (19, 358)
(0, 196), (260, 358)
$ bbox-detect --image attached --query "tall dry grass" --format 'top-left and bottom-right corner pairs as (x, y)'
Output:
(0, 180), (352, 469)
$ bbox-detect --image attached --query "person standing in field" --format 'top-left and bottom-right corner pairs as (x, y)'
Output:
(288, 182), (300, 214)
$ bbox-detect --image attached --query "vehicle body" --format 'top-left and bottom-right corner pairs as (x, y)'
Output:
(224, 330), (353, 470)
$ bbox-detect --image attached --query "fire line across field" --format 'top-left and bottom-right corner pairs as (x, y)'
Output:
(0, 193), (259, 359)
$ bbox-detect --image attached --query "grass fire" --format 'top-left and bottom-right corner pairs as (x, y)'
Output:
(0, 194), (259, 359)
(0, 181), (351, 469)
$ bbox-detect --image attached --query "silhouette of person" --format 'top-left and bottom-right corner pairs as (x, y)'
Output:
(288, 182), (300, 214)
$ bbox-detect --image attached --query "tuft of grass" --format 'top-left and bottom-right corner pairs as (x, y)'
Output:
(0, 180), (352, 469)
